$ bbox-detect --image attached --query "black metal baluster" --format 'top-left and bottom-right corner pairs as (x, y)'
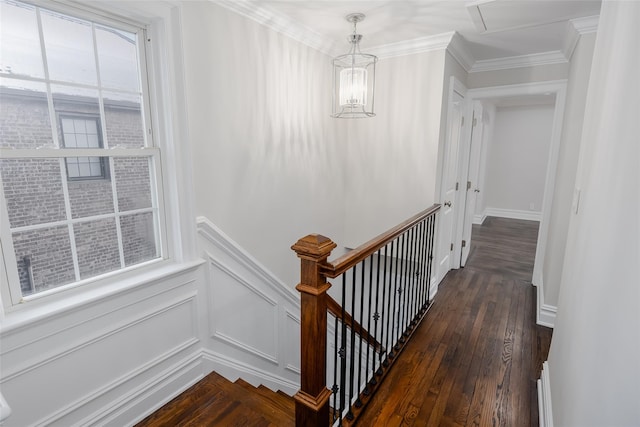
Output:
(395, 234), (405, 348)
(409, 226), (417, 327)
(364, 254), (375, 395)
(346, 267), (357, 420)
(415, 221), (424, 317)
(339, 274), (347, 424)
(332, 313), (339, 423)
(371, 249), (382, 384)
(419, 219), (428, 311)
(355, 259), (366, 408)
(426, 215), (435, 305)
(403, 229), (411, 333)
(390, 238), (400, 357)
(382, 243), (392, 367)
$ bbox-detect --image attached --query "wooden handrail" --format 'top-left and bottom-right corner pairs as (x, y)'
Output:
(321, 204), (441, 278)
(326, 295), (384, 354)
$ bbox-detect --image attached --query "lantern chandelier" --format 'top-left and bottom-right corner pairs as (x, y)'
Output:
(332, 13), (377, 118)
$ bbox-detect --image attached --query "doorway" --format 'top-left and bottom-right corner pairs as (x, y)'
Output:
(447, 80), (567, 286)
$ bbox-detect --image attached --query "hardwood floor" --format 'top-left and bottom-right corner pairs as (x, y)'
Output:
(136, 216), (551, 427)
(356, 216), (552, 426)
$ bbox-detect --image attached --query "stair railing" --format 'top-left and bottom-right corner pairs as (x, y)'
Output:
(292, 204), (440, 426)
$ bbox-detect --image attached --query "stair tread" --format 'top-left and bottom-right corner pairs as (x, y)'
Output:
(135, 371), (294, 427)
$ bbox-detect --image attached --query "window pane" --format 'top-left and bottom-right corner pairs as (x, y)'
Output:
(74, 218), (120, 279)
(0, 158), (66, 228)
(52, 86), (100, 143)
(0, 78), (54, 149)
(0, 0), (44, 78)
(67, 159), (113, 218)
(96, 25), (140, 92)
(13, 225), (75, 296)
(104, 91), (145, 148)
(121, 212), (158, 266)
(41, 8), (97, 86)
(114, 157), (152, 211)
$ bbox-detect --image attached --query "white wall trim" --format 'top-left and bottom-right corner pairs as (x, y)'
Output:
(535, 279), (557, 328)
(215, 0), (331, 55)
(537, 361), (554, 427)
(202, 349), (299, 395)
(473, 213), (487, 225)
(564, 15), (600, 61)
(196, 216), (299, 307)
(429, 276), (439, 301)
(1, 293), (198, 381)
(483, 208), (542, 222)
(447, 31), (475, 72)
(33, 336), (200, 426)
(470, 51), (567, 73)
(369, 32), (454, 59)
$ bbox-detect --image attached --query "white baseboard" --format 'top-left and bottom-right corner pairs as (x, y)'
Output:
(535, 281), (557, 328)
(473, 213), (487, 225)
(484, 207), (542, 222)
(537, 361), (554, 427)
(202, 349), (299, 396)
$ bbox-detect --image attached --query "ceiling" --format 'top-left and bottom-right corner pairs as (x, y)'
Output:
(219, 0), (601, 70)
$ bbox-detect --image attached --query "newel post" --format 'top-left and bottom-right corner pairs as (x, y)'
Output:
(291, 234), (337, 427)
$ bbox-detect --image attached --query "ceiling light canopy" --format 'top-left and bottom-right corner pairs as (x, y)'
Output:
(332, 13), (377, 119)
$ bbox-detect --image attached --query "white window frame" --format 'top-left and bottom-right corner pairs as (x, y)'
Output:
(0, 0), (184, 310)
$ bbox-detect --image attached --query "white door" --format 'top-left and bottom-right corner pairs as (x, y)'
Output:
(460, 102), (484, 266)
(436, 88), (464, 282)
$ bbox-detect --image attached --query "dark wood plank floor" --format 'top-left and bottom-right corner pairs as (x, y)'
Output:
(356, 216), (552, 426)
(136, 216), (551, 427)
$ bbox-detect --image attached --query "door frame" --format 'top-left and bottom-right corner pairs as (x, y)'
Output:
(434, 76), (468, 284)
(459, 80), (568, 286)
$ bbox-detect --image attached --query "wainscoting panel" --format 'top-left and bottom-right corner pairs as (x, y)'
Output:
(197, 217), (301, 392)
(0, 264), (205, 427)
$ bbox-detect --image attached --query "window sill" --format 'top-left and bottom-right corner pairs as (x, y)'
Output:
(0, 258), (205, 335)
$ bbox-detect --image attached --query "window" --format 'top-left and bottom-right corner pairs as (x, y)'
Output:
(0, 0), (164, 303)
(60, 116), (108, 180)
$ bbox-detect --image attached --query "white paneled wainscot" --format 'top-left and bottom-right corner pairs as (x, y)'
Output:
(197, 216), (301, 395)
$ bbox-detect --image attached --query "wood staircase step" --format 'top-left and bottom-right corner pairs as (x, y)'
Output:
(135, 371), (294, 427)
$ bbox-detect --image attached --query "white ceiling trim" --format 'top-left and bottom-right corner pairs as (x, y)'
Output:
(563, 15), (599, 62)
(470, 50), (568, 73)
(447, 32), (475, 72)
(213, 1), (598, 74)
(214, 0), (332, 55)
(368, 32), (455, 59)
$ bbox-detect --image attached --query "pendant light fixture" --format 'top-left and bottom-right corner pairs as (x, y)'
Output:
(332, 13), (377, 118)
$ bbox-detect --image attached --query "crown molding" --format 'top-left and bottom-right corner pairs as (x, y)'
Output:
(368, 32), (455, 59)
(563, 15), (599, 60)
(470, 50), (567, 73)
(214, 0), (332, 55)
(447, 32), (475, 72)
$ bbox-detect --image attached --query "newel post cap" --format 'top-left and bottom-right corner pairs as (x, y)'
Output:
(291, 234), (337, 260)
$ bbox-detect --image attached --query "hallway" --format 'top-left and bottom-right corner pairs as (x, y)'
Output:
(356, 216), (552, 426)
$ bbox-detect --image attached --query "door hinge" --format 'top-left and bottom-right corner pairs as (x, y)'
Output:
(472, 117), (477, 127)
(450, 243), (454, 251)
(462, 240), (466, 248)
(455, 182), (459, 191)
(467, 181), (472, 190)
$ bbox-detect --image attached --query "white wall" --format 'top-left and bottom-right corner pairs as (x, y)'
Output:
(541, 33), (596, 310)
(181, 2), (346, 289)
(547, 2), (639, 425)
(482, 104), (554, 215)
(342, 49), (447, 248)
